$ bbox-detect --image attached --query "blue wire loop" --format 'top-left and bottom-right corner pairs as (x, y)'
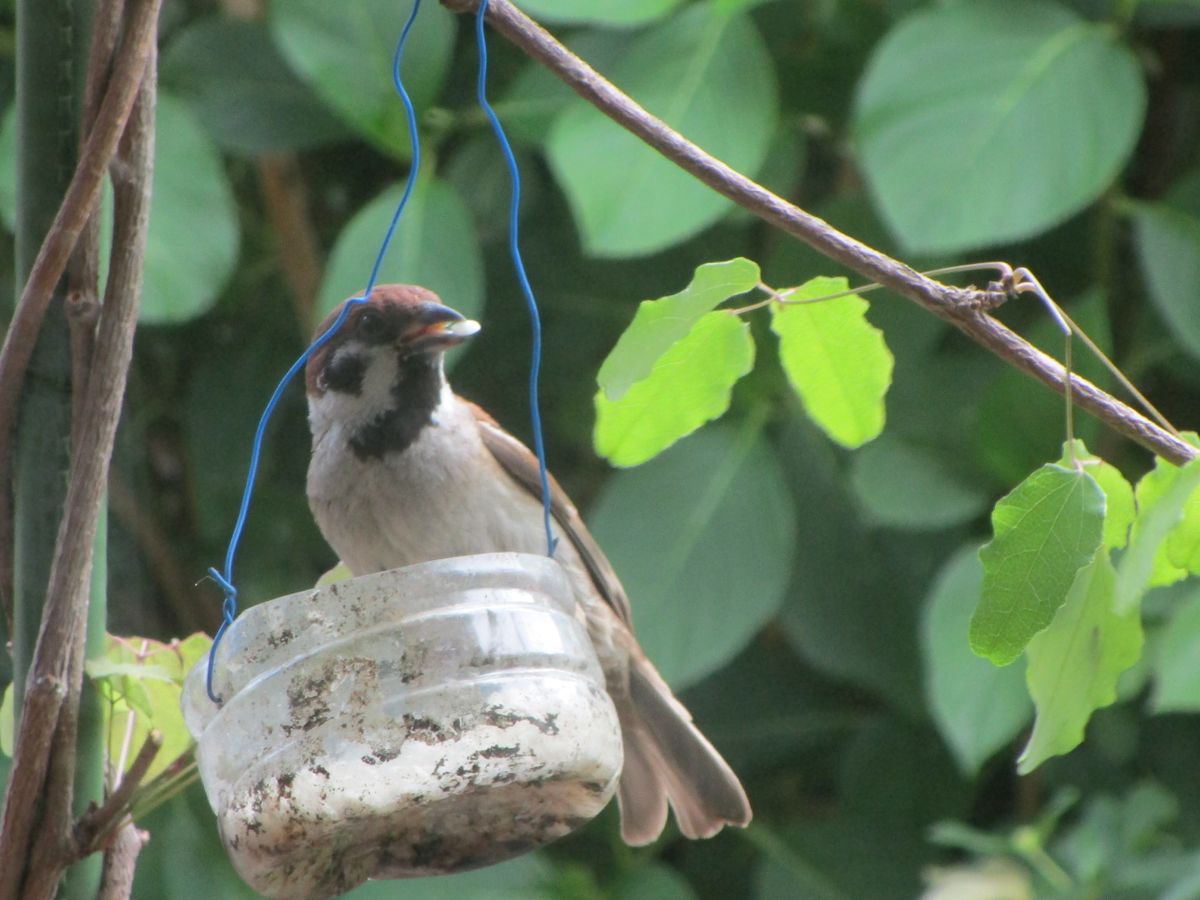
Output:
(205, 0), (558, 705)
(205, 0), (425, 704)
(475, 0), (558, 558)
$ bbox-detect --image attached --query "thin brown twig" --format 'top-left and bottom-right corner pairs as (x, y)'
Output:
(67, 0), (126, 455)
(75, 730), (162, 858)
(107, 474), (208, 632)
(0, 0), (157, 626)
(97, 823), (146, 900)
(258, 154), (323, 330)
(0, 4), (159, 894)
(443, 0), (1197, 467)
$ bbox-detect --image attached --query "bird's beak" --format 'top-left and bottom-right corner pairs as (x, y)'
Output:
(403, 303), (482, 353)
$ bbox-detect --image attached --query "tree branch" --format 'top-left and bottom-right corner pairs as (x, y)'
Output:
(75, 731), (162, 859)
(0, 0), (157, 619)
(0, 2), (160, 894)
(442, 0), (1197, 467)
(97, 823), (146, 900)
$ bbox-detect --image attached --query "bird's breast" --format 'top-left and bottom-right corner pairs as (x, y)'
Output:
(307, 400), (551, 576)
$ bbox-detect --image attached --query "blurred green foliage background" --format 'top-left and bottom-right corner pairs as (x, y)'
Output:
(7, 0), (1200, 896)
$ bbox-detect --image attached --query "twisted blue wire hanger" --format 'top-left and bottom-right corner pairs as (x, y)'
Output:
(204, 0), (557, 704)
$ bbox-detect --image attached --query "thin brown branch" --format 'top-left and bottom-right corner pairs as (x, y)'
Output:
(75, 731), (162, 858)
(0, 675), (66, 900)
(97, 823), (146, 900)
(67, 0), (126, 454)
(258, 154), (323, 330)
(0, 6), (159, 894)
(0, 0), (157, 629)
(67, 292), (101, 453)
(443, 0), (1197, 467)
(107, 474), (208, 632)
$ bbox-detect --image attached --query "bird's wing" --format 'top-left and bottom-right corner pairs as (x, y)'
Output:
(468, 402), (635, 629)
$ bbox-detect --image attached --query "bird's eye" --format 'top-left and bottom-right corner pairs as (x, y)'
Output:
(356, 308), (388, 342)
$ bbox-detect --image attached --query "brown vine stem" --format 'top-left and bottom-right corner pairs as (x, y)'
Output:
(0, 2), (160, 895)
(442, 0), (1197, 467)
(0, 0), (157, 624)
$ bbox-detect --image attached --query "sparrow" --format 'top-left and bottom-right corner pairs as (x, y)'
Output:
(304, 284), (751, 845)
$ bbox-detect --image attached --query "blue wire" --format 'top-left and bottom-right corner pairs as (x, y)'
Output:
(205, 0), (425, 704)
(475, 0), (558, 557)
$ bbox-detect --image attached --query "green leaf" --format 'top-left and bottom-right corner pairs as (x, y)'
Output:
(975, 291), (1111, 485)
(1059, 440), (1136, 551)
(317, 178), (484, 333)
(1164, 439), (1200, 573)
(342, 853), (554, 899)
(595, 311), (754, 467)
(1019, 550), (1142, 773)
(970, 465), (1106, 665)
(855, 0), (1145, 254)
(770, 277), (894, 449)
(141, 94), (241, 324)
(269, 0), (454, 157)
(0, 682), (12, 758)
(516, 0), (685, 27)
(89, 634), (212, 780)
(850, 435), (989, 531)
(546, 5), (777, 257)
(1151, 590), (1200, 713)
(0, 97), (240, 324)
(597, 258), (760, 401)
(1132, 171), (1200, 360)
(500, 33), (629, 146)
(316, 561), (353, 588)
(1119, 456), (1200, 610)
(614, 864), (698, 900)
(775, 421), (925, 714)
(922, 547), (1032, 775)
(588, 424), (797, 688)
(161, 18), (350, 155)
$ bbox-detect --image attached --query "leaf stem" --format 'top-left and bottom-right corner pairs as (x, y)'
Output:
(440, 0), (1195, 466)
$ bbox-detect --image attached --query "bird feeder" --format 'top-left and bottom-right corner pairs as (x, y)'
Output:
(181, 552), (623, 900)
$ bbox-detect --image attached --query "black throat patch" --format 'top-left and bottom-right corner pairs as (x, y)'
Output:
(348, 353), (442, 460)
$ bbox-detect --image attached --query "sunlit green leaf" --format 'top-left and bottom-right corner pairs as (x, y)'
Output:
(0, 683), (12, 758)
(970, 465), (1105, 665)
(88, 634), (212, 780)
(595, 312), (754, 466)
(317, 178), (484, 335)
(316, 561), (354, 588)
(269, 0), (454, 158)
(771, 277), (893, 449)
(1119, 456), (1200, 609)
(1162, 436), (1200, 572)
(1019, 551), (1142, 773)
(597, 258), (760, 401)
(589, 424), (797, 688)
(851, 435), (989, 531)
(922, 547), (1031, 775)
(855, 0), (1145, 253)
(546, 6), (777, 256)
(1059, 440), (1136, 551)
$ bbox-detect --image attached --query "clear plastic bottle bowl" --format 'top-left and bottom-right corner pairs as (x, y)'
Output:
(181, 552), (623, 900)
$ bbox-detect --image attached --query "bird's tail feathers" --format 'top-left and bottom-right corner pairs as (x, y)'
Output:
(616, 657), (751, 846)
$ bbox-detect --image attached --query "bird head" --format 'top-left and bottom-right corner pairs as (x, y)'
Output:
(305, 284), (480, 452)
